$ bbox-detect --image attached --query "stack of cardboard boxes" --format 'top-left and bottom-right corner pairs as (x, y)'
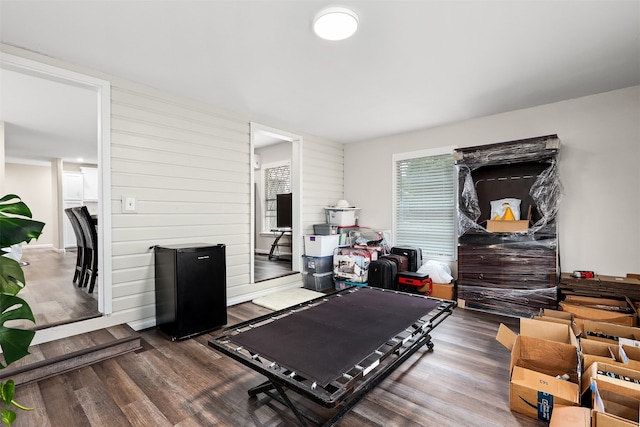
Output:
(496, 309), (640, 426)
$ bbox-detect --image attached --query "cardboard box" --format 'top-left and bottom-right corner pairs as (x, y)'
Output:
(429, 282), (454, 300)
(560, 301), (637, 327)
(592, 411), (637, 427)
(549, 406), (591, 427)
(498, 321), (581, 422)
(582, 361), (640, 395)
(304, 234), (340, 257)
(486, 219), (529, 233)
(497, 317), (579, 350)
(510, 365), (580, 422)
(591, 378), (640, 426)
(581, 339), (619, 372)
(580, 320), (640, 345)
(560, 303), (636, 327)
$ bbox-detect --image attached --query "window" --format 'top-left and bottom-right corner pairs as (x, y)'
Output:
(393, 148), (456, 261)
(263, 161), (291, 231)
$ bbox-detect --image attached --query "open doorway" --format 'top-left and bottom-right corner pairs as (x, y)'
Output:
(250, 123), (302, 283)
(0, 52), (112, 332)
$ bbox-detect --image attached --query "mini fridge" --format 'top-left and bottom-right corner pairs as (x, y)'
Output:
(154, 243), (227, 340)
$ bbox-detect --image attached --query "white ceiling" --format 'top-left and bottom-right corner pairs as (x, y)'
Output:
(1, 1), (639, 164)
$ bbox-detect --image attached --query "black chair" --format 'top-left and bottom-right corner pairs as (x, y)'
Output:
(64, 207), (87, 286)
(73, 206), (98, 293)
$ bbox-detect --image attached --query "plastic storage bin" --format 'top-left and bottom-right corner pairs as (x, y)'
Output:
(324, 207), (360, 226)
(313, 224), (338, 235)
(302, 255), (334, 274)
(304, 234), (340, 257)
(303, 271), (334, 292)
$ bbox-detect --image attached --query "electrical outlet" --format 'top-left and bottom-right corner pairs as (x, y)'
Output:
(122, 195), (137, 213)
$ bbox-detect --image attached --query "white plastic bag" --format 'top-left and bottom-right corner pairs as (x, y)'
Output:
(417, 260), (453, 284)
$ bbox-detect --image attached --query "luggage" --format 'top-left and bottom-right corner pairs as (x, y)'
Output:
(333, 246), (376, 283)
(397, 271), (432, 295)
(368, 259), (398, 290)
(381, 254), (409, 273)
(390, 246), (423, 272)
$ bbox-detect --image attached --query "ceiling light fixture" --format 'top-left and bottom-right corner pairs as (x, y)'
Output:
(313, 7), (359, 41)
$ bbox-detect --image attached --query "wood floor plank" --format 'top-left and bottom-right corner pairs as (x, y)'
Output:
(11, 301), (548, 426)
(10, 383), (51, 427)
(89, 358), (147, 408)
(121, 397), (172, 427)
(73, 366), (131, 427)
(36, 374), (91, 427)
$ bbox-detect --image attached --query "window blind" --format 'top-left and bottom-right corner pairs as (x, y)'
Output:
(394, 153), (456, 260)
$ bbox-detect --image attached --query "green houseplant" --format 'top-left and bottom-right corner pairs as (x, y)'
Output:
(0, 194), (45, 425)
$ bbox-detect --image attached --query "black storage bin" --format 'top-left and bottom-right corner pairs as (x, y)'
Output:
(154, 243), (227, 340)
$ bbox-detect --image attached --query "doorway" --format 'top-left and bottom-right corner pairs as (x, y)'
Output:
(0, 52), (112, 330)
(250, 123), (302, 283)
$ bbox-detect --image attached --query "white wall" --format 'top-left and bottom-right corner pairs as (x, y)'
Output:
(4, 162), (54, 247)
(345, 86), (640, 277)
(2, 43), (344, 340)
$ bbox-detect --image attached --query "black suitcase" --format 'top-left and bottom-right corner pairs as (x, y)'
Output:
(381, 254), (409, 273)
(368, 259), (398, 290)
(390, 246), (423, 272)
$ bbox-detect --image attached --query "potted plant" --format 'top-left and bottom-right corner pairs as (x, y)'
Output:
(0, 194), (45, 426)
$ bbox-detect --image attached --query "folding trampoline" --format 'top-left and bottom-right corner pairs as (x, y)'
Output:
(208, 286), (456, 426)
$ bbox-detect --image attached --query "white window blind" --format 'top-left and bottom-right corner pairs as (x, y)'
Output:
(264, 163), (290, 231)
(394, 152), (456, 260)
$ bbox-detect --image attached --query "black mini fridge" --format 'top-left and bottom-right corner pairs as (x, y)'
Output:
(154, 243), (227, 340)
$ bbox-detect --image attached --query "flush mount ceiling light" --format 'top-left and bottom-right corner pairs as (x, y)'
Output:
(313, 6), (359, 41)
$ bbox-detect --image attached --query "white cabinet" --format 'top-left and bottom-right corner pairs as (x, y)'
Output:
(63, 173), (83, 200)
(80, 167), (98, 201)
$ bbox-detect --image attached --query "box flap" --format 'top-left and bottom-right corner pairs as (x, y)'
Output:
(541, 308), (574, 321)
(497, 323), (517, 350)
(523, 318), (571, 344)
(549, 406), (590, 427)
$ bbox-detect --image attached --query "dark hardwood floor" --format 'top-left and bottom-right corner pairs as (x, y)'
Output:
(254, 254), (295, 282)
(13, 248), (100, 330)
(12, 301), (544, 426)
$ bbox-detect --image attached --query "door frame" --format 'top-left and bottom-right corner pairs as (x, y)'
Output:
(250, 123), (303, 282)
(0, 52), (113, 314)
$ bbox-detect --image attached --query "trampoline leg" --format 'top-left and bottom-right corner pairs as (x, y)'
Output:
(248, 379), (320, 427)
(248, 380), (275, 397)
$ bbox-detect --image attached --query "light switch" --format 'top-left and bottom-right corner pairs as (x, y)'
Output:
(123, 196), (137, 212)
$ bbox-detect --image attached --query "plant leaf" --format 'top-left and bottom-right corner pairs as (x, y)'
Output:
(0, 381), (14, 406)
(1, 408), (16, 426)
(0, 195), (45, 248)
(0, 258), (25, 296)
(0, 218), (45, 249)
(0, 295), (35, 368)
(0, 196), (32, 217)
